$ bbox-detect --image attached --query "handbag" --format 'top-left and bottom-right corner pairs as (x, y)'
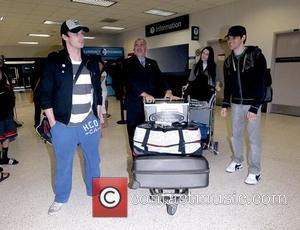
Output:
(35, 116), (52, 145)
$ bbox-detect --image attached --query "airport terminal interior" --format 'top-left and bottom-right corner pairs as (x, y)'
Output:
(1, 0), (300, 229)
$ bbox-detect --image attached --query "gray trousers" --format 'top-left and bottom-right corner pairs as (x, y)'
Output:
(231, 103), (261, 174)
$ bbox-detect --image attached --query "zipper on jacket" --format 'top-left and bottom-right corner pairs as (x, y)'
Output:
(232, 55), (243, 104)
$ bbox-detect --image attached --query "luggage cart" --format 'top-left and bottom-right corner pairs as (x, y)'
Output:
(131, 99), (209, 215)
(188, 89), (219, 155)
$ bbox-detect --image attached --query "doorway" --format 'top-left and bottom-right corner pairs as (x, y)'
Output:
(271, 30), (300, 116)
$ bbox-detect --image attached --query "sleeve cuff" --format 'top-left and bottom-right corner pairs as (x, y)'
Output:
(249, 105), (259, 114)
(41, 104), (52, 110)
(222, 102), (230, 108)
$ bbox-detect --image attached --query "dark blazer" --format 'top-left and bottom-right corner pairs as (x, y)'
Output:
(124, 55), (170, 103)
(123, 55), (169, 111)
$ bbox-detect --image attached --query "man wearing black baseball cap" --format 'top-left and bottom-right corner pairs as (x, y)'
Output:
(225, 25), (246, 38)
(221, 25), (267, 185)
(40, 19), (104, 215)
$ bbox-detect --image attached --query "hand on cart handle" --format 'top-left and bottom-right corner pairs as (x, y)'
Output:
(182, 84), (189, 91)
(164, 90), (181, 101)
(141, 92), (155, 103)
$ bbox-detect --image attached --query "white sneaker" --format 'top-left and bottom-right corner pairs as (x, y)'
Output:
(48, 202), (64, 215)
(225, 161), (243, 173)
(245, 174), (261, 185)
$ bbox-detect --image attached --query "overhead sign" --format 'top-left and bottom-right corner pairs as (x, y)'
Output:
(145, 15), (189, 37)
(83, 47), (124, 57)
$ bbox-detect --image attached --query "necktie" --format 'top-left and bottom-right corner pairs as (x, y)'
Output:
(140, 60), (145, 67)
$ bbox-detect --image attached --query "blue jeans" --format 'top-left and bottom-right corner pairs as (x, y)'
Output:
(231, 104), (262, 175)
(50, 114), (101, 203)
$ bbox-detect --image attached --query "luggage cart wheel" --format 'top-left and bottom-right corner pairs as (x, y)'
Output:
(213, 142), (219, 155)
(166, 204), (178, 215)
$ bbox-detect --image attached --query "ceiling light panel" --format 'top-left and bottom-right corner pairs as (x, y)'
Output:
(43, 20), (62, 25)
(101, 26), (124, 30)
(28, 34), (51, 37)
(145, 9), (176, 17)
(18, 41), (39, 45)
(71, 0), (117, 7)
(5, 61), (36, 65)
(84, 36), (96, 39)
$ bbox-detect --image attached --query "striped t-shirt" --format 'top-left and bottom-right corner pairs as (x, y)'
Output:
(68, 60), (93, 126)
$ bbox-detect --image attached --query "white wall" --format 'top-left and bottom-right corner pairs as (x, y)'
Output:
(118, 0), (300, 67)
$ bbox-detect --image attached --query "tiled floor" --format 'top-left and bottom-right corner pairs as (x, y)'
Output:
(1, 92), (299, 230)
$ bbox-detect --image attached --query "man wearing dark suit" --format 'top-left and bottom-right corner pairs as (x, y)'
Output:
(123, 38), (177, 152)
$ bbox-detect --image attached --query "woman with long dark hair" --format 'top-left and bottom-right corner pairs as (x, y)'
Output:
(184, 46), (220, 101)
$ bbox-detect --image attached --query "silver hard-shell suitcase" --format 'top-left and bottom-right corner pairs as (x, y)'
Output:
(133, 155), (209, 189)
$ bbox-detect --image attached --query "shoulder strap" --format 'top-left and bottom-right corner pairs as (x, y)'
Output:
(33, 78), (40, 92)
(178, 127), (186, 154)
(73, 61), (85, 86)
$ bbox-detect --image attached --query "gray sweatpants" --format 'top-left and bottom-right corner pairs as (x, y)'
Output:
(230, 103), (262, 174)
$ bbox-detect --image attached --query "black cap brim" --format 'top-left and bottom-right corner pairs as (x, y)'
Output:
(69, 26), (89, 33)
(224, 33), (234, 38)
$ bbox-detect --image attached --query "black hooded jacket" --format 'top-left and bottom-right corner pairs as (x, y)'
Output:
(222, 46), (267, 114)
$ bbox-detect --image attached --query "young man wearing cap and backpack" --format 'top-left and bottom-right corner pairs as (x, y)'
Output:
(39, 19), (103, 214)
(221, 25), (267, 185)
